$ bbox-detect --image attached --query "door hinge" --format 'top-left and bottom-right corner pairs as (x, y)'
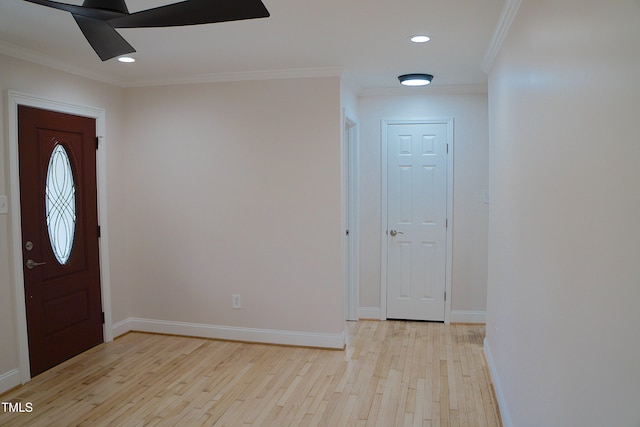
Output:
(446, 143), (449, 154)
(96, 136), (99, 149)
(97, 225), (101, 238)
(445, 218), (448, 228)
(444, 291), (447, 301)
(101, 312), (105, 324)
(346, 229), (349, 236)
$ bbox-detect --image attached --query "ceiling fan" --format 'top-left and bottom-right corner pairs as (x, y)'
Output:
(23, 0), (270, 61)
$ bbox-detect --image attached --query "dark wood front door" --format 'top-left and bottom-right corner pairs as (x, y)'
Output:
(18, 105), (103, 376)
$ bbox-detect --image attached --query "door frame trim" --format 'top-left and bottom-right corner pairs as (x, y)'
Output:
(6, 90), (113, 384)
(342, 108), (359, 321)
(380, 118), (454, 323)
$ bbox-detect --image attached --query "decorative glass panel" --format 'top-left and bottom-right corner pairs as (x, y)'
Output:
(45, 144), (76, 265)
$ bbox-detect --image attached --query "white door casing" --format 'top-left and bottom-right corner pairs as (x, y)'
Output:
(343, 113), (359, 321)
(381, 119), (453, 322)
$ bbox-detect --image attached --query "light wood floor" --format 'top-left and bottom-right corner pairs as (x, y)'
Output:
(0, 321), (501, 427)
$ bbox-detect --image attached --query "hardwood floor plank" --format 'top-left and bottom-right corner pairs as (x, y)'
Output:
(421, 376), (433, 427)
(0, 321), (501, 426)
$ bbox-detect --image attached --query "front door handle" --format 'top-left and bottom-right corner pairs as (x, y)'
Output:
(389, 230), (404, 237)
(26, 259), (46, 270)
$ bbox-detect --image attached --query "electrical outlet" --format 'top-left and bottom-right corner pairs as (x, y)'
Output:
(0, 195), (8, 215)
(232, 294), (241, 309)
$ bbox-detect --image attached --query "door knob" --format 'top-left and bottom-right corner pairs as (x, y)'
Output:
(389, 230), (404, 237)
(26, 259), (46, 269)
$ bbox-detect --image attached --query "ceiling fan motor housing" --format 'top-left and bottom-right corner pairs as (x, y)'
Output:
(82, 0), (128, 14)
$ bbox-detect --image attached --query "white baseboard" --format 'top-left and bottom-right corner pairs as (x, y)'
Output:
(0, 369), (21, 395)
(112, 318), (131, 338)
(450, 310), (486, 323)
(358, 307), (381, 320)
(112, 317), (345, 349)
(483, 338), (513, 427)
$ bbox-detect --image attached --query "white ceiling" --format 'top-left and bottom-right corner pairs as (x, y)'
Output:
(0, 0), (504, 90)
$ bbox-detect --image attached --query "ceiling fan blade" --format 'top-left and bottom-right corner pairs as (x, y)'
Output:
(23, 0), (124, 20)
(109, 0), (270, 29)
(73, 14), (135, 61)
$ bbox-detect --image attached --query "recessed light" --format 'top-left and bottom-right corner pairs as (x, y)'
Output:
(410, 35), (431, 43)
(118, 56), (136, 63)
(398, 74), (434, 86)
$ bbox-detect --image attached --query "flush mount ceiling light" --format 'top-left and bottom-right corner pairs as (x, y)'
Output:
(118, 56), (135, 63)
(398, 73), (434, 86)
(410, 35), (431, 43)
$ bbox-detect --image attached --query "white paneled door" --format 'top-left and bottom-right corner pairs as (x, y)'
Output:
(386, 122), (448, 321)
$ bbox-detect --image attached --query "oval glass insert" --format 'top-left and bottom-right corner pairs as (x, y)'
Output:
(45, 144), (76, 265)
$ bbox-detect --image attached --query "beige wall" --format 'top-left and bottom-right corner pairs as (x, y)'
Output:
(358, 93), (490, 319)
(485, 0), (640, 425)
(122, 78), (344, 335)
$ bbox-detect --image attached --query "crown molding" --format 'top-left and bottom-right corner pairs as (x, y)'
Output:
(0, 40), (126, 87)
(0, 41), (344, 88)
(481, 0), (523, 74)
(122, 66), (346, 88)
(359, 84), (488, 97)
